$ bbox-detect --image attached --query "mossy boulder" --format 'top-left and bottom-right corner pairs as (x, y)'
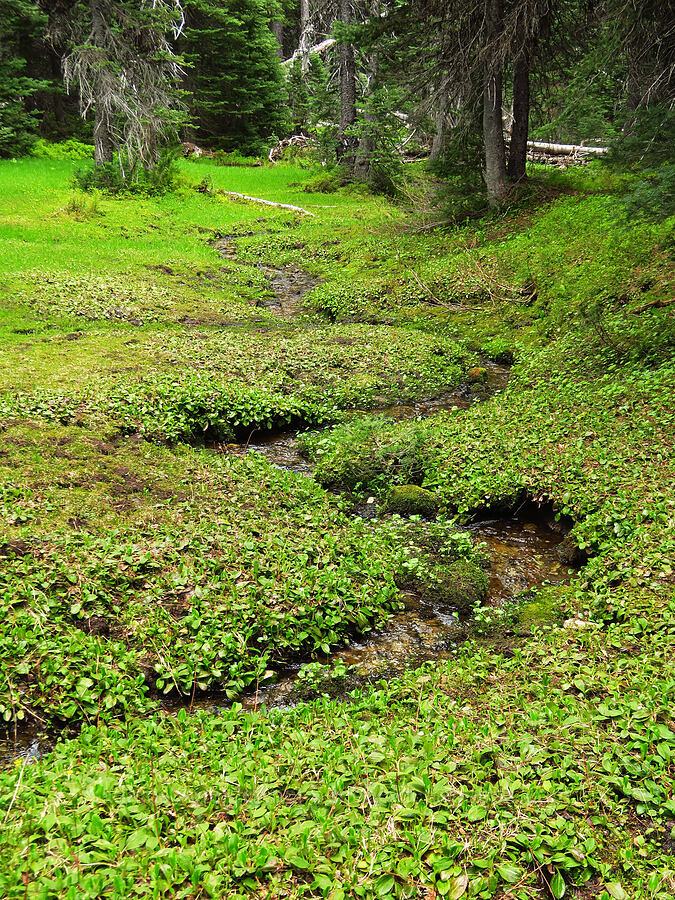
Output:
(557, 533), (589, 567)
(466, 366), (488, 384)
(419, 559), (489, 614)
(517, 585), (568, 629)
(384, 485), (440, 518)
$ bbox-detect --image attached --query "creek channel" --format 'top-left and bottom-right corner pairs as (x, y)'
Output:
(211, 381), (570, 714)
(0, 244), (573, 765)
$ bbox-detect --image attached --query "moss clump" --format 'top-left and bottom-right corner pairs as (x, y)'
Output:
(419, 559), (489, 614)
(466, 366), (488, 383)
(517, 584), (569, 629)
(384, 484), (440, 518)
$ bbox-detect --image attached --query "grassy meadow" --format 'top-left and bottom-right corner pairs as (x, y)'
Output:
(0, 156), (673, 899)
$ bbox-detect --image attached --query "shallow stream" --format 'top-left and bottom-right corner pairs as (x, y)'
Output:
(1, 249), (572, 764)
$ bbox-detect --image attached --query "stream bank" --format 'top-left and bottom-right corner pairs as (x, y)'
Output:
(1, 249), (572, 765)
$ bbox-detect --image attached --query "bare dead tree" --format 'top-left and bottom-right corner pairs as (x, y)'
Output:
(42, 0), (186, 178)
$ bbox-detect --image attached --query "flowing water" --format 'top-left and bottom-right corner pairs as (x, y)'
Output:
(223, 363), (511, 475)
(1, 253), (573, 763)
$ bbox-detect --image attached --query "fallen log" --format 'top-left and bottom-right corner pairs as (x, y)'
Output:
(218, 190), (315, 217)
(283, 38), (336, 68)
(526, 140), (608, 156)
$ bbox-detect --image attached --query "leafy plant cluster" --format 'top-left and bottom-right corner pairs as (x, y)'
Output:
(73, 152), (183, 197)
(32, 138), (94, 160)
(23, 271), (173, 323)
(0, 425), (412, 723)
(1, 625), (673, 897)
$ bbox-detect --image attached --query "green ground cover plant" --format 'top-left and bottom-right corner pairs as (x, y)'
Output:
(0, 156), (673, 898)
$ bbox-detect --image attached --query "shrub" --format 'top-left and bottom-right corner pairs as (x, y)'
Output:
(212, 149), (264, 167)
(73, 150), (181, 196)
(32, 138), (94, 160)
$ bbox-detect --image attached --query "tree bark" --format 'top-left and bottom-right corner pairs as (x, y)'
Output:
(90, 0), (113, 165)
(430, 84), (449, 161)
(298, 0), (313, 71)
(354, 58), (377, 180)
(337, 0), (357, 166)
(270, 21), (284, 59)
(508, 50), (530, 182)
(483, 0), (508, 205)
(94, 107), (114, 165)
(300, 0), (311, 34)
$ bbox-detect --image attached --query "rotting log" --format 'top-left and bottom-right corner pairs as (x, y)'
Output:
(526, 140), (607, 156)
(218, 190), (316, 217)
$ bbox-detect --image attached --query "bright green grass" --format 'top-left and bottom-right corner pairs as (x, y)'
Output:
(0, 156), (673, 900)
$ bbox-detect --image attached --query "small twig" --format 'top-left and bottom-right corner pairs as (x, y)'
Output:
(4, 754), (28, 824)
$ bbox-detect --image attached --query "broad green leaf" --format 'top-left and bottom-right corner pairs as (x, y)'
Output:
(446, 874), (468, 899)
(374, 874), (395, 896)
(550, 871), (566, 898)
(496, 862), (522, 883)
(606, 883), (629, 900)
(466, 805), (487, 822)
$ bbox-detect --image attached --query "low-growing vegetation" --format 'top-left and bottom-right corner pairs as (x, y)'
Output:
(0, 153), (673, 899)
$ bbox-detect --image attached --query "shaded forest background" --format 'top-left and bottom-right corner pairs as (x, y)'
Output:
(0, 0), (673, 208)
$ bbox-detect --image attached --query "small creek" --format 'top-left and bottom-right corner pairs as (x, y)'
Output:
(224, 362), (511, 475)
(214, 236), (320, 318)
(237, 513), (567, 713)
(1, 249), (572, 764)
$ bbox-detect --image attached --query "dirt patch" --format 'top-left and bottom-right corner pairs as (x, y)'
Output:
(76, 615), (125, 641)
(0, 538), (31, 556)
(110, 472), (148, 495)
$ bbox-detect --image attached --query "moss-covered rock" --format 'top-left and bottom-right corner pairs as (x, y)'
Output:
(517, 584), (569, 629)
(557, 533), (588, 567)
(384, 484), (440, 518)
(418, 559), (489, 614)
(466, 366), (488, 384)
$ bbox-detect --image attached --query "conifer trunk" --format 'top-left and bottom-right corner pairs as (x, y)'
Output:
(270, 21), (284, 59)
(337, 0), (357, 165)
(430, 84), (449, 161)
(483, 0), (508, 205)
(508, 51), (530, 182)
(90, 0), (113, 166)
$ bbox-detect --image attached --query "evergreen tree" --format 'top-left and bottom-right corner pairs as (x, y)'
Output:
(181, 0), (289, 154)
(43, 0), (186, 175)
(0, 0), (47, 156)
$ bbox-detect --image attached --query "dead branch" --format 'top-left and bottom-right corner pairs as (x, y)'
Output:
(217, 190), (316, 217)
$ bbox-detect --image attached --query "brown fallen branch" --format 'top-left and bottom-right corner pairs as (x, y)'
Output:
(460, 243), (537, 306)
(217, 190), (316, 217)
(411, 208), (488, 233)
(631, 296), (675, 314)
(404, 266), (483, 311)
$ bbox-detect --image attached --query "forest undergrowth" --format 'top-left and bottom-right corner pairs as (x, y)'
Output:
(0, 157), (673, 899)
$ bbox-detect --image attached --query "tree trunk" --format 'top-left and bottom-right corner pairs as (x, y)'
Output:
(94, 107), (114, 165)
(270, 21), (284, 59)
(90, 0), (113, 165)
(483, 0), (507, 205)
(300, 0), (311, 34)
(354, 57), (378, 181)
(508, 51), (530, 182)
(430, 84), (449, 161)
(337, 0), (357, 166)
(298, 0), (313, 71)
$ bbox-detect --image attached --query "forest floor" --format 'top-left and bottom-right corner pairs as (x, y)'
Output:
(0, 157), (673, 899)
